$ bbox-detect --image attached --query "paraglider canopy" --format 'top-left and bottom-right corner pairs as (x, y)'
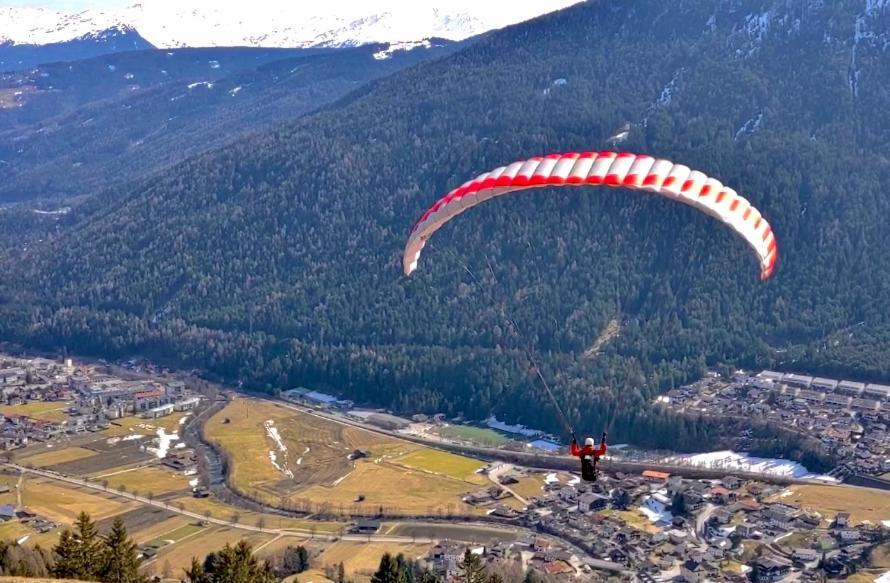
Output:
(403, 151), (777, 280)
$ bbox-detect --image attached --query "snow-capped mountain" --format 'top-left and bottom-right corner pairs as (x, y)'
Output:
(0, 1), (583, 49)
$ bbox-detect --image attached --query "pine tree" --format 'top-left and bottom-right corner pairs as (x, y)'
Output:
(52, 527), (85, 579)
(99, 517), (147, 583)
(457, 550), (487, 583)
(183, 557), (210, 583)
(73, 510), (103, 579)
(371, 553), (410, 583)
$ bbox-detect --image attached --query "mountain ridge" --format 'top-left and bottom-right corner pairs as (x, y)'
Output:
(0, 2), (580, 50)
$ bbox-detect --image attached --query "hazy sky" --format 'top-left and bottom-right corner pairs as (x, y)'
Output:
(1, 0), (128, 8)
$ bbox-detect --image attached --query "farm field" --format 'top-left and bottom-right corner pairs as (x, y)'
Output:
(438, 425), (510, 447)
(771, 484), (890, 525)
(386, 522), (519, 543)
(391, 449), (486, 482)
(0, 401), (69, 422)
(150, 525), (272, 575)
(20, 446), (98, 468)
(21, 476), (139, 524)
(206, 398), (490, 515)
(295, 456), (485, 516)
(170, 494), (343, 533)
(95, 466), (191, 495)
(318, 541), (431, 578)
(511, 474), (546, 499)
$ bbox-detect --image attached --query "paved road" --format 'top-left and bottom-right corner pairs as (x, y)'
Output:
(695, 503), (716, 539)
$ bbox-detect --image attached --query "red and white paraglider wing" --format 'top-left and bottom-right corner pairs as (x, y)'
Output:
(404, 152), (777, 280)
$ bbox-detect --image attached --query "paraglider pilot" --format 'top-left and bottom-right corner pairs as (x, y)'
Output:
(570, 431), (607, 481)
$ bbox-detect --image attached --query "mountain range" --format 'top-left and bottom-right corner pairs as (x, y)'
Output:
(0, 1), (580, 50)
(1, 0), (890, 453)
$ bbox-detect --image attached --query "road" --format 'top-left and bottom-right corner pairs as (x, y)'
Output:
(486, 463), (529, 506)
(695, 503), (716, 539)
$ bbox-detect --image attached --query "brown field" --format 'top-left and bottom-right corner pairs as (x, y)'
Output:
(205, 399), (419, 503)
(0, 521), (31, 543)
(318, 541), (431, 576)
(284, 568), (335, 583)
(0, 402), (69, 422)
(386, 522), (519, 543)
(21, 477), (137, 525)
(151, 526), (271, 575)
(771, 484), (890, 525)
(871, 543), (890, 569)
(511, 475), (546, 499)
(295, 459), (483, 517)
(206, 399), (489, 515)
(48, 442), (153, 476)
(95, 505), (177, 537)
(169, 494), (342, 533)
(390, 450), (486, 483)
(131, 515), (192, 544)
(94, 466), (191, 495)
(21, 447), (98, 468)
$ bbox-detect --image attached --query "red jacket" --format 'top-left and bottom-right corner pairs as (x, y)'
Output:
(571, 440), (607, 458)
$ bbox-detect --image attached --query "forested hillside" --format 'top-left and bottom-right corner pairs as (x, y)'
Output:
(2, 0), (889, 451)
(0, 42), (456, 201)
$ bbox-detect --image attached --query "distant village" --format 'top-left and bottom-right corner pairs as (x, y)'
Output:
(660, 370), (890, 479)
(1, 355), (888, 581)
(428, 464), (890, 582)
(0, 354), (201, 451)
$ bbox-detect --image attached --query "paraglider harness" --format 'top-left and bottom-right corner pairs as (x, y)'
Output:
(571, 431), (607, 482)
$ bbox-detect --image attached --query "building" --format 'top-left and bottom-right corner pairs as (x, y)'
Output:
(837, 380), (866, 397)
(681, 558), (706, 583)
(578, 492), (609, 513)
(834, 512), (850, 528)
(174, 397), (200, 411)
(352, 519), (381, 534)
(782, 374), (814, 389)
(811, 377), (839, 392)
(755, 556), (791, 582)
(864, 383), (890, 402)
(0, 505), (15, 521)
(147, 403), (174, 418)
(765, 504), (799, 527)
(792, 548), (819, 562)
(642, 470), (670, 483)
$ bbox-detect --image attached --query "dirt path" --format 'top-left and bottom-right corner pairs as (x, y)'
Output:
(15, 472), (22, 508)
(582, 317), (620, 359)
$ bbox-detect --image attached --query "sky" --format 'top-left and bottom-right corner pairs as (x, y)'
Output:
(1, 0), (126, 7)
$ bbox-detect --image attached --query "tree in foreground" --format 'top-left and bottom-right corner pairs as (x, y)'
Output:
(183, 539), (275, 583)
(53, 511), (103, 580)
(99, 517), (147, 583)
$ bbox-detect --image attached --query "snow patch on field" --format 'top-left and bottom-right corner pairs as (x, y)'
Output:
(146, 428), (178, 459)
(265, 419), (293, 478)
